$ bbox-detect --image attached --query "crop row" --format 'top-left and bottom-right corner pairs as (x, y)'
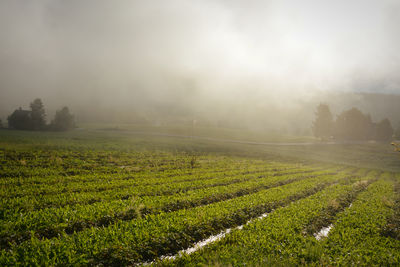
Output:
(319, 178), (400, 265)
(0, 169), (346, 248)
(0, 169), (357, 266)
(304, 171), (391, 238)
(162, 175), (385, 266)
(0, 156), (282, 186)
(1, 167), (288, 213)
(1, 163), (307, 198)
(0, 151), (195, 179)
(382, 175), (400, 241)
(0, 149), (197, 169)
(1, 167), (338, 217)
(0, 150), (283, 180)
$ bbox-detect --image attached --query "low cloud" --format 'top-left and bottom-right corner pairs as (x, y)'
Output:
(0, 0), (399, 127)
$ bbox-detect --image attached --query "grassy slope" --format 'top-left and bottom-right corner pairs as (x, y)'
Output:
(0, 126), (399, 172)
(81, 122), (316, 143)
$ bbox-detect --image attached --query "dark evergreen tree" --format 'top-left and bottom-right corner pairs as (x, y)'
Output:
(394, 123), (400, 140)
(30, 98), (46, 130)
(51, 107), (75, 131)
(7, 108), (33, 130)
(375, 118), (393, 142)
(334, 107), (373, 141)
(312, 103), (333, 139)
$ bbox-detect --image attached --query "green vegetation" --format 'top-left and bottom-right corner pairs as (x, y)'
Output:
(313, 104), (394, 142)
(7, 98), (75, 131)
(0, 129), (399, 265)
(312, 103), (333, 140)
(164, 177), (400, 266)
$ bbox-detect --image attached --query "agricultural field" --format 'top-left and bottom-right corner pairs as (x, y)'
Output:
(1, 129), (400, 266)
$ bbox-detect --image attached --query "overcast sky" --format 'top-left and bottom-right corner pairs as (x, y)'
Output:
(0, 0), (399, 116)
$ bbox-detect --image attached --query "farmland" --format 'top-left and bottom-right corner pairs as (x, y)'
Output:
(1, 129), (400, 266)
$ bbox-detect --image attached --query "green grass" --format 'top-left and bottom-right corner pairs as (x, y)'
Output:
(80, 122), (317, 143)
(0, 127), (399, 266)
(1, 126), (398, 171)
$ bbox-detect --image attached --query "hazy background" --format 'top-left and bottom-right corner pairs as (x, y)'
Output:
(1, 0), (400, 132)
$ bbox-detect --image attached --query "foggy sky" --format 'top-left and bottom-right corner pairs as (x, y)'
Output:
(1, 0), (400, 124)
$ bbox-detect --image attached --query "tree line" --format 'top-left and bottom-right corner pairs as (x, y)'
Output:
(312, 104), (398, 142)
(0, 98), (75, 131)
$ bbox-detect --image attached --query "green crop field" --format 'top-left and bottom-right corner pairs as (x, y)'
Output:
(1, 128), (399, 266)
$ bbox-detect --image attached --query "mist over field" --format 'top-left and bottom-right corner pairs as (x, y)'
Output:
(1, 0), (400, 131)
(2, 2), (400, 265)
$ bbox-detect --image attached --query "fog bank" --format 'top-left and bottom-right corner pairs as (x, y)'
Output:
(1, 0), (400, 130)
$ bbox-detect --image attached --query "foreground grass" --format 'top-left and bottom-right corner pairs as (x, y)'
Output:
(0, 128), (399, 266)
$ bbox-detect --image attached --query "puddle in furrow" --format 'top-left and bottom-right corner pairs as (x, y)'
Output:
(144, 201), (356, 264)
(314, 203), (353, 241)
(141, 212), (270, 266)
(314, 224), (333, 240)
